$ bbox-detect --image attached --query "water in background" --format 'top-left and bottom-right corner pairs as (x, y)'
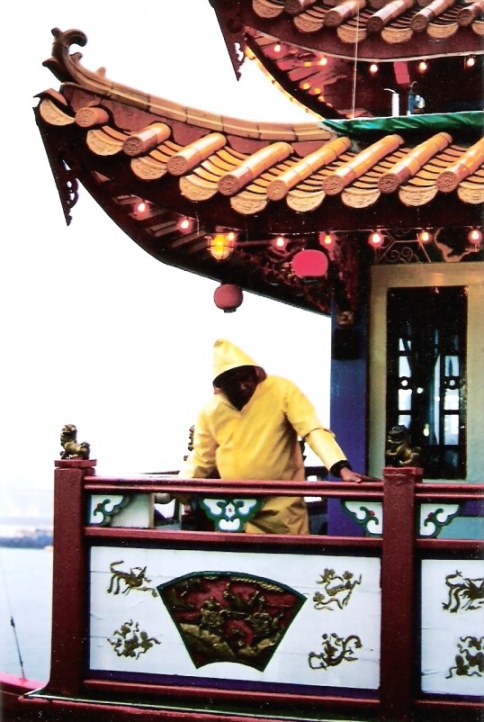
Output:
(0, 547), (52, 682)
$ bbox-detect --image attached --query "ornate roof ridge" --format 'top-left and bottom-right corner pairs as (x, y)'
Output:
(42, 28), (330, 142)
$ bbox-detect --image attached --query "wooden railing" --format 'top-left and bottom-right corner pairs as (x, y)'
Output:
(21, 461), (483, 722)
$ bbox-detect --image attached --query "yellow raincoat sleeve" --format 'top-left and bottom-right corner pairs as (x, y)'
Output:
(304, 428), (349, 473)
(282, 379), (349, 473)
(179, 409), (217, 479)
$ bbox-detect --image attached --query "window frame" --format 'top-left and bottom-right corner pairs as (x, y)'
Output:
(386, 285), (467, 479)
(369, 262), (484, 482)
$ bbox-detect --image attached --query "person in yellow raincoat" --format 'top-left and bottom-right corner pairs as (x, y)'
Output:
(180, 339), (362, 534)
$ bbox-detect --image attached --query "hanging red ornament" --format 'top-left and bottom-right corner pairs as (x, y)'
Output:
(213, 284), (243, 312)
(291, 249), (329, 278)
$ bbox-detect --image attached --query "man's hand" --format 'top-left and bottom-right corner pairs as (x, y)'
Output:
(340, 467), (363, 483)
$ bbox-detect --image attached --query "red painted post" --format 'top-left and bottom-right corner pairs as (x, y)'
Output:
(380, 466), (422, 722)
(45, 459), (95, 696)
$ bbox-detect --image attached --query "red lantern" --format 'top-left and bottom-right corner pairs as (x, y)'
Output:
(213, 284), (243, 313)
(291, 249), (329, 278)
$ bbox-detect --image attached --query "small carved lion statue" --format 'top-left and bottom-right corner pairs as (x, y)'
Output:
(385, 424), (421, 468)
(60, 424), (91, 460)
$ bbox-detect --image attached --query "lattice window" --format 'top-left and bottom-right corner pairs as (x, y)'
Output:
(387, 287), (467, 479)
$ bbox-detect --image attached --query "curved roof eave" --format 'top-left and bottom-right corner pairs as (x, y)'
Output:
(35, 28), (483, 316)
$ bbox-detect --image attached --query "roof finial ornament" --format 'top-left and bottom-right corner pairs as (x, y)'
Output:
(43, 28), (88, 84)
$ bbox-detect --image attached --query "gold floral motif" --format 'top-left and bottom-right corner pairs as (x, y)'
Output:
(107, 560), (157, 598)
(447, 636), (484, 679)
(309, 633), (362, 670)
(313, 568), (362, 611)
(443, 571), (484, 613)
(108, 619), (160, 659)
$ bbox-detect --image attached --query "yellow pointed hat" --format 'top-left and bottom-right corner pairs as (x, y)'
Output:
(212, 339), (266, 385)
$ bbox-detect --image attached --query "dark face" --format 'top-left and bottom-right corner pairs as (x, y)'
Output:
(217, 366), (258, 410)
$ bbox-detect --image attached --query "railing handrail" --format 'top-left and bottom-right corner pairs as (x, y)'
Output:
(415, 481), (484, 501)
(83, 475), (385, 499)
(83, 473), (484, 502)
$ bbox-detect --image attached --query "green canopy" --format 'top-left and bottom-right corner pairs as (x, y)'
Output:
(321, 111), (483, 138)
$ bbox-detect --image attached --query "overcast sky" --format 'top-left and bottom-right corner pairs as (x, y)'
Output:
(0, 1), (331, 514)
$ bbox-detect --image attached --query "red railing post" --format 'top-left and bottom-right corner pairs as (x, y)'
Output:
(45, 459), (95, 696)
(380, 466), (422, 721)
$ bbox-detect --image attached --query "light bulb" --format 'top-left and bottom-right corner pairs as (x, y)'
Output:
(178, 217), (193, 232)
(468, 228), (482, 245)
(208, 233), (236, 261)
(368, 231), (384, 247)
(319, 231), (334, 247)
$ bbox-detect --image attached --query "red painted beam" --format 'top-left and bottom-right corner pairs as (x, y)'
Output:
(86, 677), (379, 713)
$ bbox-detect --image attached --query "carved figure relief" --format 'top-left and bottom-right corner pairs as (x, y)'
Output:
(313, 568), (362, 611)
(107, 561), (157, 598)
(420, 559), (484, 696)
(89, 547), (381, 689)
(157, 571), (305, 671)
(385, 424), (421, 467)
(446, 636), (484, 679)
(443, 571), (484, 614)
(60, 423), (90, 459)
(108, 619), (160, 659)
(434, 228), (480, 264)
(308, 633), (362, 670)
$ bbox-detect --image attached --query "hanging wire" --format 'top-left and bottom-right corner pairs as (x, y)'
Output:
(351, 8), (361, 118)
(0, 550), (26, 678)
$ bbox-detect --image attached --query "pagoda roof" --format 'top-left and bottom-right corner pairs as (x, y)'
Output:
(35, 28), (483, 315)
(243, 28), (482, 118)
(211, 0), (484, 66)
